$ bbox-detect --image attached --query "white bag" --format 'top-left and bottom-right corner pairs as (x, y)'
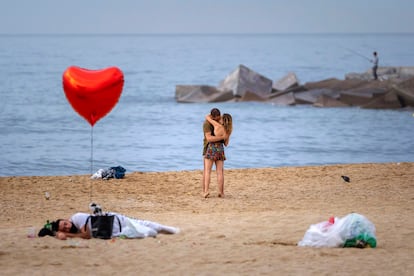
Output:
(298, 213), (376, 248)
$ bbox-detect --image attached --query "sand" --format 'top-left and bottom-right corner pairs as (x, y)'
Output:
(0, 162), (413, 275)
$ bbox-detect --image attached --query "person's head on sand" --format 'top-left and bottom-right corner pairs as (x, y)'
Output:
(222, 113), (233, 135)
(53, 219), (79, 233)
(210, 108), (221, 122)
(38, 219), (79, 237)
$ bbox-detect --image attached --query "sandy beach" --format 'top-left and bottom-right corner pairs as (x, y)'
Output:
(1, 162), (413, 275)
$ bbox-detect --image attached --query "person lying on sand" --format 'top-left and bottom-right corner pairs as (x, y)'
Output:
(38, 209), (179, 240)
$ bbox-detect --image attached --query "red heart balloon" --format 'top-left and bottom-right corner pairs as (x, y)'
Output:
(63, 66), (124, 126)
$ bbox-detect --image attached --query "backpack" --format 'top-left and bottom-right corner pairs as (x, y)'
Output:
(111, 166), (126, 179)
(85, 214), (122, 239)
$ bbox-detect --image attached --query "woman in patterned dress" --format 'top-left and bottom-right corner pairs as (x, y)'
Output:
(203, 113), (233, 198)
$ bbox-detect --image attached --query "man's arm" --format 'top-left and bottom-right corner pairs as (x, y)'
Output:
(204, 118), (224, 142)
(56, 225), (91, 240)
(205, 115), (221, 129)
(205, 131), (226, 142)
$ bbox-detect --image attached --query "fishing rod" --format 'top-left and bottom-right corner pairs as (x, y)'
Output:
(344, 47), (372, 62)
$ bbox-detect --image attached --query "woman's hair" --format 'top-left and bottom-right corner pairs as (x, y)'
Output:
(222, 113), (233, 135)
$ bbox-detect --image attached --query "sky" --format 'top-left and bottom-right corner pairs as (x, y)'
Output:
(0, 0), (413, 34)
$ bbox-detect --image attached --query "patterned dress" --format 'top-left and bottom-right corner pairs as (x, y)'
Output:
(205, 142), (226, 161)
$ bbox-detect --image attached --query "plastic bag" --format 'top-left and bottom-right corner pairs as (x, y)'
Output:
(298, 213), (377, 248)
(91, 169), (105, 179)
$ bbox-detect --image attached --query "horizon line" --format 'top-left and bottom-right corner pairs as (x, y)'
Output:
(1, 32), (413, 36)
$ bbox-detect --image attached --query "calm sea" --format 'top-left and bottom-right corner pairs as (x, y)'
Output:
(0, 34), (413, 176)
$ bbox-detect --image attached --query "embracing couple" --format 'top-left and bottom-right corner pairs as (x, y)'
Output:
(202, 108), (233, 198)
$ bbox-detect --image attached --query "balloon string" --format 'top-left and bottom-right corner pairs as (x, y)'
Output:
(90, 126), (94, 201)
(91, 126), (94, 175)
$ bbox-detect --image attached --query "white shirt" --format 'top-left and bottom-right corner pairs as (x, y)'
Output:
(372, 56), (378, 66)
(70, 212), (126, 235)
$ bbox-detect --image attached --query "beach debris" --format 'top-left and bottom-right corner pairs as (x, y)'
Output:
(91, 166), (126, 180)
(45, 191), (50, 200)
(27, 227), (36, 238)
(298, 213), (377, 248)
(61, 240), (89, 249)
(341, 175), (350, 182)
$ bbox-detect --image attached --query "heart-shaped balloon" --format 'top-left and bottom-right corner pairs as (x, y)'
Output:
(63, 66), (124, 126)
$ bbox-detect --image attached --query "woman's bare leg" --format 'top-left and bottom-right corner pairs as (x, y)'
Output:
(203, 158), (214, 198)
(215, 160), (224, 197)
(201, 157), (205, 192)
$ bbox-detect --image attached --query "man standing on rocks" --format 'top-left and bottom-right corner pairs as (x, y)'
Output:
(371, 51), (379, 80)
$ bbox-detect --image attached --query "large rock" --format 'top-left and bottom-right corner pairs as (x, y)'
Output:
(208, 90), (234, 103)
(339, 87), (387, 106)
(175, 85), (203, 99)
(267, 92), (296, 105)
(239, 91), (267, 102)
(218, 64), (272, 98)
(374, 67), (400, 81)
(272, 72), (299, 91)
(313, 95), (349, 108)
(304, 78), (366, 91)
(284, 85), (307, 93)
(175, 85), (233, 103)
(361, 91), (402, 109)
(346, 72), (372, 81)
(294, 89), (336, 104)
(174, 64), (412, 109)
(391, 77), (414, 106)
(398, 67), (414, 79)
(346, 66), (414, 81)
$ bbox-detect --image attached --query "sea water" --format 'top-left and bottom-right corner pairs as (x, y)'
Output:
(0, 34), (413, 176)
